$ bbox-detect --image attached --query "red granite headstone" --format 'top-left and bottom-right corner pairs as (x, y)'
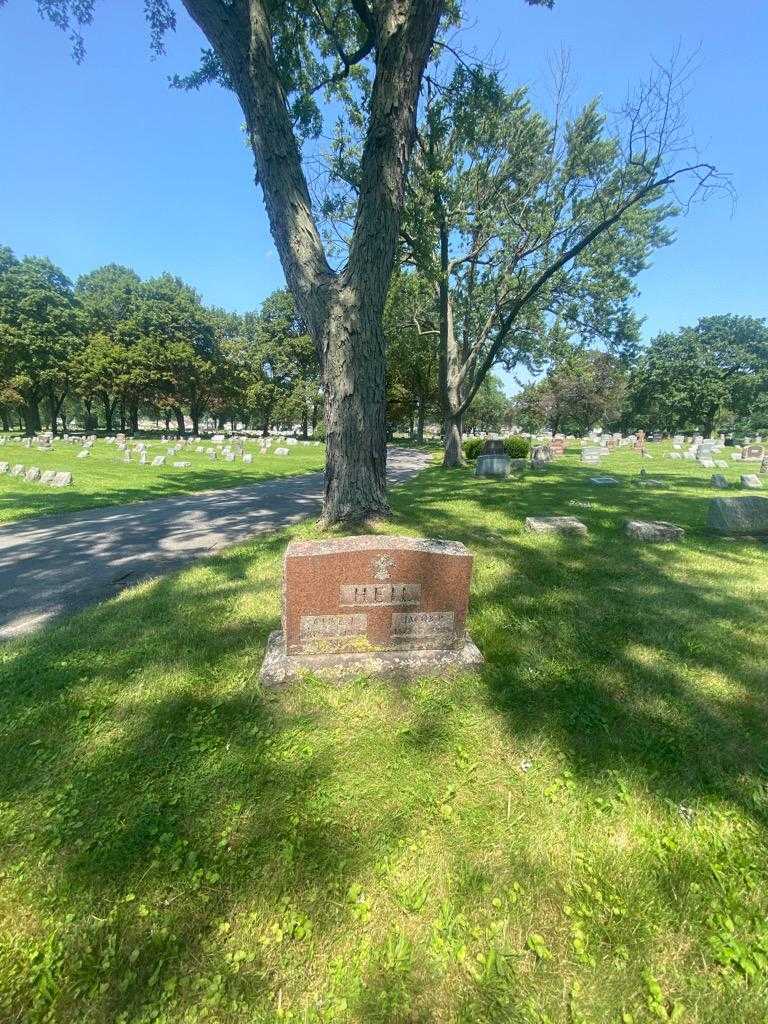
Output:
(261, 536), (483, 684)
(549, 437), (566, 456)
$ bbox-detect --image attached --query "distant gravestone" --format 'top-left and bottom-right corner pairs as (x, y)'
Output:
(711, 474), (729, 489)
(242, 453), (253, 464)
(624, 519), (684, 543)
(260, 536), (483, 685)
(708, 496), (768, 535)
(743, 445), (765, 461)
(52, 471), (73, 487)
(531, 445), (553, 468)
(0, 462), (8, 473)
(151, 455), (166, 467)
(24, 467), (41, 482)
(77, 449), (90, 459)
(173, 461), (191, 468)
(9, 464), (24, 477)
(274, 447), (290, 456)
(590, 475), (619, 485)
(524, 516), (588, 536)
(224, 452), (235, 462)
(40, 470), (56, 485)
(741, 474), (763, 490)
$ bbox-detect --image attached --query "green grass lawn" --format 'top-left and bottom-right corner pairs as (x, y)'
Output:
(1, 444), (767, 1023)
(0, 437), (325, 525)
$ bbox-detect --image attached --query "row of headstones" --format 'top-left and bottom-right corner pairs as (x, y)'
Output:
(526, 493), (768, 541)
(0, 463), (72, 486)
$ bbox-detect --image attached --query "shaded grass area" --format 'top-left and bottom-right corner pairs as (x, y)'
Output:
(0, 437), (325, 524)
(1, 445), (768, 1022)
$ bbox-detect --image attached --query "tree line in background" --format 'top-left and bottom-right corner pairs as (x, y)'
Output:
(0, 249), (320, 437)
(2, 239), (764, 442)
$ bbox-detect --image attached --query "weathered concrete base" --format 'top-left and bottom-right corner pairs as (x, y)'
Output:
(623, 518), (685, 543)
(260, 630), (485, 686)
(524, 515), (588, 536)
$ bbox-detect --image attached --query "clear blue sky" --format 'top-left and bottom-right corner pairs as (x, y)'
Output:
(1, 0), (766, 392)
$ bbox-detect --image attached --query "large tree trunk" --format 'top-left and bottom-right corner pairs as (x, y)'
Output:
(174, 407), (187, 437)
(22, 400), (41, 436)
(320, 289), (388, 523)
(439, 267), (465, 468)
(129, 400), (139, 433)
(0, 407), (9, 432)
(182, 0), (441, 524)
(416, 396), (426, 444)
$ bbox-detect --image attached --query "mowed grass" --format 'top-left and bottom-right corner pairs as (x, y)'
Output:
(0, 436), (325, 524)
(1, 444), (768, 1023)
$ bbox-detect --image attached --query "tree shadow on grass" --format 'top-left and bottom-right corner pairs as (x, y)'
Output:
(391, 465), (768, 829)
(1, 463), (767, 1022)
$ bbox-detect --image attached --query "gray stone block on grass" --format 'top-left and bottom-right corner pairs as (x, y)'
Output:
(590, 475), (619, 485)
(475, 454), (511, 479)
(707, 496), (768, 535)
(24, 467), (41, 482)
(741, 474), (763, 490)
(524, 516), (588, 537)
(623, 519), (684, 543)
(711, 474), (729, 489)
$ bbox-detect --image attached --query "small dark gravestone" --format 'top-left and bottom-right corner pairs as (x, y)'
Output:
(260, 536), (484, 685)
(482, 439), (506, 456)
(707, 496), (768, 535)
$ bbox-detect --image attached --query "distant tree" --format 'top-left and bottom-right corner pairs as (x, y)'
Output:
(76, 264), (142, 431)
(126, 275), (218, 436)
(513, 350), (627, 435)
(628, 315), (768, 436)
(383, 272), (439, 441)
(463, 375), (508, 434)
(0, 249), (82, 434)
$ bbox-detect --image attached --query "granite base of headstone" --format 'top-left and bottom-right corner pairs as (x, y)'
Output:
(474, 454), (511, 478)
(260, 536), (484, 685)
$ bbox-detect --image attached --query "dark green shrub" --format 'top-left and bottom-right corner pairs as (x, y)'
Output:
(504, 436), (530, 459)
(463, 437), (485, 460)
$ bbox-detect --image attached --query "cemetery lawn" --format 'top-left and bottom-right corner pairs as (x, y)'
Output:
(0, 438), (325, 525)
(2, 444), (768, 1023)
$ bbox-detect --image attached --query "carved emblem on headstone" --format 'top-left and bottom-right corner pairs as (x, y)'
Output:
(371, 555), (395, 580)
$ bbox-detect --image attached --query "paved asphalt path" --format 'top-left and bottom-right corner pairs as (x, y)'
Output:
(0, 446), (430, 640)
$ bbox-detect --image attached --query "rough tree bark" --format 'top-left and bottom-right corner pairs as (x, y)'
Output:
(181, 0), (442, 523)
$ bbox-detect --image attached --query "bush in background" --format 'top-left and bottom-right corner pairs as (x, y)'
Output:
(504, 436), (530, 458)
(463, 437), (485, 460)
